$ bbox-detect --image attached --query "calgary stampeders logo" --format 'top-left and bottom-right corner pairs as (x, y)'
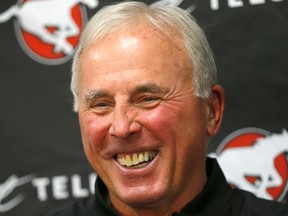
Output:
(0, 0), (98, 65)
(213, 128), (288, 201)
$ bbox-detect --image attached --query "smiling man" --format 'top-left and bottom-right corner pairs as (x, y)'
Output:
(37, 1), (288, 216)
(73, 2), (223, 215)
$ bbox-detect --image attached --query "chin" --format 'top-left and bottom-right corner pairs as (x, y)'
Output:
(113, 183), (170, 208)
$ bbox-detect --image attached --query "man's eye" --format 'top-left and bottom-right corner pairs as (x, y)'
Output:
(89, 101), (112, 113)
(142, 97), (159, 102)
(136, 96), (161, 108)
(89, 102), (108, 108)
(95, 102), (108, 108)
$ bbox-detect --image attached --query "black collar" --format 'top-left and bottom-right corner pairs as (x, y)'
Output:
(173, 158), (241, 215)
(93, 158), (241, 216)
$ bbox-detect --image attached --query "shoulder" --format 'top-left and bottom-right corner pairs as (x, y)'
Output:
(236, 190), (288, 216)
(34, 197), (96, 216)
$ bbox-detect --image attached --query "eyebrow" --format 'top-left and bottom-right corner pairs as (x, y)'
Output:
(133, 83), (169, 95)
(84, 90), (109, 105)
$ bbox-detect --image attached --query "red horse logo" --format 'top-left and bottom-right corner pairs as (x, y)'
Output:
(211, 128), (288, 201)
(0, 0), (98, 65)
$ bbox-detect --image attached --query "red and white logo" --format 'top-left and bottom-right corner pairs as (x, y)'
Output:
(213, 128), (288, 201)
(0, 0), (98, 65)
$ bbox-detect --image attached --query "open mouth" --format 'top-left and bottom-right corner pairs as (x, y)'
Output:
(116, 151), (158, 169)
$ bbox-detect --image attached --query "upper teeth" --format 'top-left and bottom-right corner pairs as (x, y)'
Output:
(117, 151), (157, 167)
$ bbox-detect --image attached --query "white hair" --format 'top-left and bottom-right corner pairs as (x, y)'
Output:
(71, 1), (216, 112)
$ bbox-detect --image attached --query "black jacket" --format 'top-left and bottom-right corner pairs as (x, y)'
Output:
(36, 158), (288, 216)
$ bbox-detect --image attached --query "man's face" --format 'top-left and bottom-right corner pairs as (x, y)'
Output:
(77, 25), (220, 211)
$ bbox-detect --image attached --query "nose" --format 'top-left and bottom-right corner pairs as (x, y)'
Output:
(108, 104), (141, 140)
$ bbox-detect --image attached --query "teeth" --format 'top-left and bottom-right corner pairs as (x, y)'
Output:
(139, 153), (144, 162)
(117, 151), (158, 168)
(132, 153), (139, 165)
(125, 155), (132, 167)
(144, 152), (149, 161)
(117, 157), (124, 165)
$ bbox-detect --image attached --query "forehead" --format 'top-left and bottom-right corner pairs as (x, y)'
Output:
(78, 23), (193, 92)
(82, 22), (191, 63)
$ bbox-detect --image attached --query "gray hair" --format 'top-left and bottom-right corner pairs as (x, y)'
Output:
(71, 1), (216, 112)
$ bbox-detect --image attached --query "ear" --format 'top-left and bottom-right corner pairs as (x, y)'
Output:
(206, 84), (225, 137)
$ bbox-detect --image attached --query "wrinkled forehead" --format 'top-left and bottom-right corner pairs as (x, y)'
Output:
(76, 24), (194, 98)
(83, 18), (189, 57)
(80, 22), (192, 72)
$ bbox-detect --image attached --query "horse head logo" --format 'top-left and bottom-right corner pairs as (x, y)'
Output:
(0, 0), (99, 65)
(213, 128), (288, 201)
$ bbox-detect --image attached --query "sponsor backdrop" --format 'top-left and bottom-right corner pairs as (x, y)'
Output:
(0, 0), (287, 215)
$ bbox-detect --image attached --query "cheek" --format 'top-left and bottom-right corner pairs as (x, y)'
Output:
(142, 102), (208, 150)
(79, 113), (110, 154)
(140, 106), (184, 143)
